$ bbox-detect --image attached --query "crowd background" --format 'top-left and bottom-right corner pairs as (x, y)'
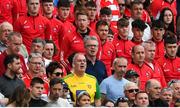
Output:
(0, 0), (179, 107)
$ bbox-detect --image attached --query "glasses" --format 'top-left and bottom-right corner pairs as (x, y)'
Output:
(127, 89), (139, 93)
(117, 97), (128, 102)
(53, 72), (63, 76)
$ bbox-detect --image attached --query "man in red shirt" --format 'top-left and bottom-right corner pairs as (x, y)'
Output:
(0, 32), (27, 76)
(14, 0), (51, 53)
(157, 36), (180, 83)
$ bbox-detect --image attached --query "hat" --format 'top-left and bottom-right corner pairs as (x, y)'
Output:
(124, 70), (139, 78)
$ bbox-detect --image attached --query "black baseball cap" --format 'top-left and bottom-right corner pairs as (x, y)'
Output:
(124, 70), (139, 78)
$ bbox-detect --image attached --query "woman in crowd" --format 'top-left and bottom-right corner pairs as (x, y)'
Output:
(75, 91), (92, 107)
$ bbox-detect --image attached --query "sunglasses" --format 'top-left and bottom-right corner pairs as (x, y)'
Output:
(117, 97), (129, 102)
(53, 72), (63, 76)
(127, 89), (139, 93)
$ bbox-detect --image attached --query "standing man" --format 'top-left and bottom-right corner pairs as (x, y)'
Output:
(64, 53), (101, 106)
(14, 0), (51, 53)
(100, 57), (129, 103)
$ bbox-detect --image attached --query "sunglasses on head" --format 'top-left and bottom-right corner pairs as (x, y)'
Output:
(53, 72), (63, 76)
(127, 89), (139, 93)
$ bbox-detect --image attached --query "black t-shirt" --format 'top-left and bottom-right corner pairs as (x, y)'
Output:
(29, 98), (48, 107)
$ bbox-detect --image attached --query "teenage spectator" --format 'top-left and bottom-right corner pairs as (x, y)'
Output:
(133, 91), (149, 107)
(157, 36), (180, 83)
(29, 77), (48, 107)
(75, 91), (92, 107)
(145, 79), (169, 107)
(160, 87), (173, 106)
(0, 54), (25, 98)
(96, 20), (116, 76)
(159, 7), (176, 33)
(127, 45), (153, 90)
(44, 78), (71, 107)
(124, 70), (140, 87)
(131, 19), (147, 45)
(0, 22), (13, 53)
(151, 20), (166, 60)
(107, 30), (114, 42)
(103, 99), (115, 107)
(0, 32), (27, 76)
(84, 36), (107, 84)
(7, 86), (31, 107)
(14, 0), (51, 53)
(116, 97), (129, 107)
(100, 57), (129, 103)
(142, 41), (167, 87)
(64, 53), (101, 106)
(113, 18), (135, 63)
(124, 82), (139, 106)
(128, 0), (151, 41)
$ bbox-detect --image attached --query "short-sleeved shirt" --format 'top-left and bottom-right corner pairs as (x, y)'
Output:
(64, 73), (101, 103)
(100, 75), (129, 102)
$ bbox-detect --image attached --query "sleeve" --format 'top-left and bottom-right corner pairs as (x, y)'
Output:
(95, 80), (101, 99)
(44, 19), (52, 40)
(13, 18), (22, 32)
(99, 79), (107, 95)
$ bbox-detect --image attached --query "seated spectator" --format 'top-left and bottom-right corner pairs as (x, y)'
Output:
(102, 99), (115, 107)
(75, 91), (92, 107)
(116, 97), (129, 107)
(133, 91), (149, 107)
(160, 87), (173, 107)
(124, 70), (140, 87)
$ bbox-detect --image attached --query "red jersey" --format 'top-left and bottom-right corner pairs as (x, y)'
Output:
(14, 14), (52, 53)
(145, 61), (167, 88)
(0, 51), (27, 76)
(127, 63), (153, 90)
(152, 39), (165, 60)
(157, 56), (180, 83)
(99, 41), (116, 76)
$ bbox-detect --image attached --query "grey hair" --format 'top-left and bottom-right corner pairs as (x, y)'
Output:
(72, 53), (85, 65)
(32, 38), (46, 46)
(124, 82), (138, 90)
(83, 35), (98, 48)
(112, 57), (127, 67)
(0, 21), (13, 31)
(160, 87), (173, 95)
(141, 40), (156, 48)
(7, 32), (22, 41)
(28, 52), (42, 63)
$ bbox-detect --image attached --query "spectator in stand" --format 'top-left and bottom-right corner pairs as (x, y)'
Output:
(64, 53), (101, 106)
(133, 91), (149, 107)
(131, 19), (147, 45)
(142, 41), (167, 87)
(157, 36), (180, 83)
(113, 18), (135, 63)
(159, 7), (176, 33)
(0, 22), (13, 53)
(124, 70), (140, 87)
(96, 20), (116, 76)
(29, 77), (48, 107)
(116, 97), (129, 107)
(14, 0), (51, 53)
(128, 0), (151, 41)
(0, 54), (25, 99)
(0, 32), (27, 76)
(107, 30), (114, 42)
(84, 36), (107, 84)
(124, 82), (139, 107)
(145, 79), (169, 107)
(127, 45), (153, 90)
(103, 99), (115, 107)
(160, 87), (173, 107)
(151, 20), (166, 60)
(117, 0), (126, 19)
(75, 91), (92, 107)
(100, 57), (129, 103)
(30, 38), (45, 55)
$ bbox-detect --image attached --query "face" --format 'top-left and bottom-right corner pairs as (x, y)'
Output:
(28, 57), (43, 74)
(50, 83), (63, 101)
(85, 40), (98, 57)
(50, 68), (63, 79)
(97, 25), (109, 41)
(132, 28), (143, 41)
(131, 4), (143, 19)
(118, 102), (129, 107)
(165, 43), (178, 58)
(58, 7), (70, 20)
(113, 58), (128, 77)
(163, 10), (173, 24)
(172, 83), (180, 99)
(118, 25), (129, 39)
(117, 0), (126, 14)
(152, 27), (165, 41)
(86, 7), (97, 21)
(125, 85), (139, 100)
(7, 36), (22, 55)
(144, 44), (156, 62)
(105, 101), (114, 107)
(107, 34), (114, 42)
(27, 0), (40, 16)
(78, 95), (91, 107)
(31, 83), (44, 99)
(9, 58), (22, 74)
(73, 54), (87, 74)
(132, 46), (145, 65)
(100, 14), (112, 25)
(76, 15), (89, 33)
(0, 24), (13, 44)
(43, 43), (54, 59)
(42, 2), (54, 15)
(148, 81), (162, 100)
(160, 91), (173, 104)
(135, 93), (149, 107)
(31, 42), (44, 54)
(127, 76), (139, 85)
